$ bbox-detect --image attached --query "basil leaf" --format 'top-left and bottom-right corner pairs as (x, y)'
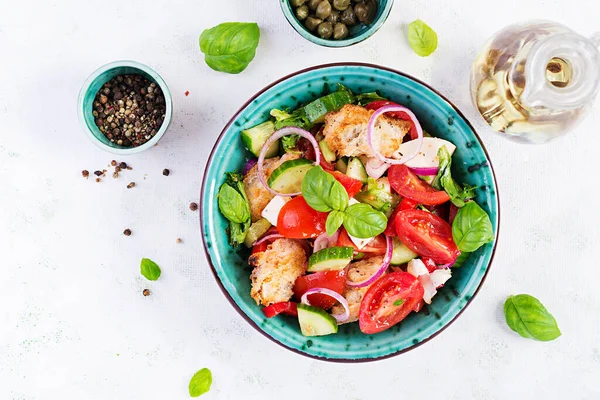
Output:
(433, 146), (476, 207)
(355, 91), (386, 106)
(407, 19), (438, 57)
(343, 203), (387, 239)
(452, 201), (494, 252)
(199, 22), (260, 74)
(188, 368), (212, 397)
(452, 251), (471, 268)
(302, 166), (348, 212)
(326, 210), (345, 236)
(504, 295), (561, 342)
(140, 258), (161, 281)
(218, 184), (250, 224)
(228, 219), (250, 247)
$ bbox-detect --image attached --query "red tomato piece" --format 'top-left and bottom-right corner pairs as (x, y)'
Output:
(337, 229), (387, 254)
(421, 257), (438, 273)
(251, 241), (269, 254)
(326, 170), (363, 198)
(395, 209), (460, 264)
(388, 165), (450, 206)
(365, 100), (418, 140)
(277, 196), (328, 239)
(262, 302), (298, 318)
(297, 137), (334, 171)
(384, 198), (419, 236)
(413, 299), (425, 313)
(359, 271), (424, 334)
(293, 270), (346, 310)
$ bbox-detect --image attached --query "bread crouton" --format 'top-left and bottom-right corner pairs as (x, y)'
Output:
(323, 104), (411, 159)
(243, 153), (300, 222)
(249, 238), (307, 306)
(331, 256), (385, 324)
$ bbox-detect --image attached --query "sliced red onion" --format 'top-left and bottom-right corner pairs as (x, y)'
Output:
(418, 274), (437, 304)
(257, 127), (320, 197)
(367, 105), (424, 165)
(253, 228), (284, 246)
(365, 158), (390, 179)
(301, 287), (349, 323)
(437, 259), (456, 269)
(346, 236), (393, 288)
(313, 230), (340, 253)
(409, 166), (439, 176)
(242, 158), (258, 175)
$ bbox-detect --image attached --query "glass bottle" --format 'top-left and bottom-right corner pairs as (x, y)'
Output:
(470, 20), (600, 144)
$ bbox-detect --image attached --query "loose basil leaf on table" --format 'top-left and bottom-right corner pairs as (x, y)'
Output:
(407, 19), (438, 57)
(199, 22), (260, 74)
(452, 201), (494, 252)
(302, 166), (348, 212)
(504, 295), (561, 342)
(140, 258), (161, 281)
(326, 210), (345, 236)
(189, 368), (213, 397)
(343, 203), (387, 239)
(432, 146), (477, 207)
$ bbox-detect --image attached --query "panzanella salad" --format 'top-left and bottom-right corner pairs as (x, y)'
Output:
(217, 85), (494, 336)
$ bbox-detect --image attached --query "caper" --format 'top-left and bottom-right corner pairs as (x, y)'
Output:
(295, 4), (310, 20)
(353, 2), (368, 22)
(333, 0), (351, 10)
(354, 0), (376, 23)
(290, 0), (306, 7)
(317, 21), (333, 39)
(307, 0), (321, 10)
(333, 22), (349, 39)
(315, 0), (332, 19)
(326, 9), (340, 23)
(305, 16), (323, 31)
(339, 7), (357, 25)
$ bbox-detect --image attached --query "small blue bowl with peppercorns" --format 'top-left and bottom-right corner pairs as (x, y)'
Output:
(78, 60), (173, 155)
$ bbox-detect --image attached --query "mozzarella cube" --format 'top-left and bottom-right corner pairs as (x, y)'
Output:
(261, 196), (290, 226)
(399, 138), (457, 169)
(407, 259), (429, 277)
(430, 269), (452, 288)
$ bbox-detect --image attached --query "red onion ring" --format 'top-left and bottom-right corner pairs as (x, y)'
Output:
(257, 127), (321, 197)
(346, 236), (393, 288)
(313, 230), (340, 253)
(437, 258), (456, 269)
(365, 158), (390, 179)
(242, 158), (258, 175)
(367, 105), (424, 165)
(408, 166), (439, 176)
(301, 287), (349, 323)
(253, 228), (284, 246)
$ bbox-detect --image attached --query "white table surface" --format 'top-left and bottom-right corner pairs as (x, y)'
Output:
(1, 0), (599, 398)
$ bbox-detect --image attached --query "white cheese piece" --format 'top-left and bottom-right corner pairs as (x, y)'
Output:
(346, 198), (374, 250)
(398, 137), (457, 169)
(430, 269), (452, 288)
(407, 259), (429, 277)
(261, 196), (290, 226)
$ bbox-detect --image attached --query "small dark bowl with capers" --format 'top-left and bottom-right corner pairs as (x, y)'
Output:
(78, 60), (172, 154)
(281, 0), (393, 47)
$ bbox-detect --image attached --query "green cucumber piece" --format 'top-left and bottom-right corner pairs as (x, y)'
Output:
(346, 157), (368, 183)
(243, 218), (272, 248)
(297, 303), (338, 336)
(335, 157), (348, 174)
(318, 140), (337, 163)
(390, 237), (418, 265)
(267, 158), (314, 194)
(302, 89), (355, 124)
(240, 121), (279, 158)
(308, 246), (354, 272)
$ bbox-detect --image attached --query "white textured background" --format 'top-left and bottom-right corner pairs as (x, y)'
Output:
(1, 0), (599, 398)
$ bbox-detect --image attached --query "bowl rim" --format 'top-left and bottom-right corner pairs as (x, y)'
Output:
(200, 62), (500, 363)
(279, 0), (395, 48)
(77, 60), (173, 155)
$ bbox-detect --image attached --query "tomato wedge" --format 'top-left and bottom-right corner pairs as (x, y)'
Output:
(251, 241), (269, 254)
(277, 196), (328, 239)
(262, 302), (298, 318)
(384, 198), (418, 236)
(326, 170), (363, 198)
(365, 100), (418, 140)
(413, 299), (425, 313)
(298, 137), (334, 171)
(395, 209), (460, 264)
(337, 229), (387, 254)
(388, 165), (450, 206)
(421, 257), (438, 273)
(359, 271), (424, 334)
(293, 270), (346, 309)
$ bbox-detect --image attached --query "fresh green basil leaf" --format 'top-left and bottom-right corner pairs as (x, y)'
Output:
(343, 203), (387, 239)
(199, 22), (260, 74)
(218, 184), (250, 224)
(407, 19), (438, 57)
(188, 368), (212, 397)
(302, 166), (348, 212)
(452, 251), (471, 268)
(504, 295), (561, 342)
(140, 258), (161, 281)
(433, 146), (476, 207)
(326, 210), (345, 236)
(228, 219), (250, 247)
(355, 91), (386, 106)
(452, 201), (494, 252)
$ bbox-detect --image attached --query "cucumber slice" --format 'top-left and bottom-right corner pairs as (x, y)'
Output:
(243, 218), (272, 248)
(346, 157), (368, 183)
(390, 237), (418, 265)
(267, 159), (314, 194)
(335, 157), (348, 174)
(318, 140), (337, 163)
(302, 90), (355, 124)
(297, 303), (338, 336)
(240, 121), (279, 158)
(308, 246), (354, 272)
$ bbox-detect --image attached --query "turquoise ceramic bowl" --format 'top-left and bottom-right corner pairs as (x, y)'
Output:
(280, 0), (394, 47)
(77, 60), (172, 155)
(201, 63), (499, 362)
